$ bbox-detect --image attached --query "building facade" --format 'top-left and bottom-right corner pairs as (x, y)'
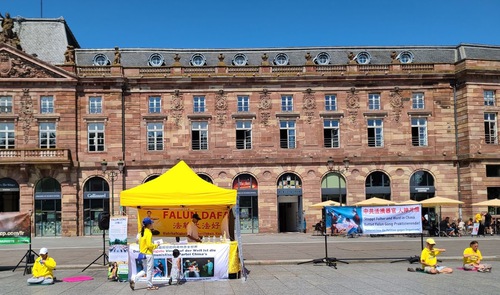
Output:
(1, 15), (500, 237)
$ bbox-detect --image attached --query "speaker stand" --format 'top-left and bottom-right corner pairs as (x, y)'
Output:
(297, 233), (349, 269)
(82, 229), (108, 272)
(13, 211), (38, 275)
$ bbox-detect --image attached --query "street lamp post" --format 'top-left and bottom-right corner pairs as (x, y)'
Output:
(101, 159), (124, 216)
(327, 157), (350, 206)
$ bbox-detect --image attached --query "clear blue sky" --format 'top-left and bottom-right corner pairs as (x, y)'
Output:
(2, 0), (500, 49)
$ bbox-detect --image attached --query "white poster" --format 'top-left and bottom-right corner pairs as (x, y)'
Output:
(128, 243), (229, 282)
(360, 205), (422, 235)
(109, 216), (128, 262)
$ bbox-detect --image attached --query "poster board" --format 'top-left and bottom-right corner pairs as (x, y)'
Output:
(109, 216), (128, 262)
(0, 212), (31, 244)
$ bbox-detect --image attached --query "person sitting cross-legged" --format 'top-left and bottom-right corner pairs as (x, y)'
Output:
(420, 238), (453, 274)
(27, 247), (57, 285)
(463, 240), (492, 272)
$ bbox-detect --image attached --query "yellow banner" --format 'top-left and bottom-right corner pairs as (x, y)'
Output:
(138, 209), (228, 238)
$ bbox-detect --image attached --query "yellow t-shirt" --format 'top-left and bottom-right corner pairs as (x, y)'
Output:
(420, 247), (441, 268)
(32, 256), (57, 278)
(463, 247), (482, 264)
(139, 228), (158, 255)
(475, 213), (482, 223)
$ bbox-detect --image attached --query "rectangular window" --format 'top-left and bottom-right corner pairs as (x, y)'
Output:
(0, 122), (15, 149)
(40, 96), (54, 114)
(484, 113), (498, 144)
(325, 95), (337, 111)
(39, 122), (56, 149)
(281, 95), (293, 112)
(0, 96), (13, 113)
(237, 96), (249, 112)
(148, 96), (161, 113)
(147, 122), (164, 151)
(279, 120), (296, 149)
(486, 165), (500, 177)
(89, 96), (102, 114)
(323, 119), (340, 148)
(411, 117), (428, 146)
(88, 122), (105, 152)
(368, 93), (381, 110)
(191, 121), (208, 150)
(193, 96), (206, 113)
(367, 119), (384, 147)
(236, 120), (252, 149)
(412, 93), (425, 109)
(484, 90), (495, 106)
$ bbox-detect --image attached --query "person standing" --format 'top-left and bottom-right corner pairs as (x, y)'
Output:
(130, 217), (159, 291)
(484, 211), (492, 235)
(463, 240), (492, 272)
(187, 213), (202, 242)
(27, 247), (57, 285)
(420, 238), (453, 274)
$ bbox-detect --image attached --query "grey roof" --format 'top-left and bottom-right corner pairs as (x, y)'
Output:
(1, 16), (79, 65)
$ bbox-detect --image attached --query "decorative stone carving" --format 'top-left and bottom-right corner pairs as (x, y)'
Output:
(170, 91), (184, 127)
(216, 112), (226, 127)
(346, 88), (359, 124)
(20, 88), (33, 143)
(259, 89), (271, 126)
(390, 87), (404, 123)
(260, 112), (271, 127)
(217, 53), (225, 66)
(215, 90), (228, 111)
(113, 47), (121, 65)
(390, 51), (399, 64)
(0, 52), (59, 78)
(347, 52), (356, 64)
(305, 52), (313, 65)
(303, 89), (316, 124)
(0, 13), (22, 50)
(64, 45), (75, 64)
(173, 54), (181, 67)
(261, 53), (269, 66)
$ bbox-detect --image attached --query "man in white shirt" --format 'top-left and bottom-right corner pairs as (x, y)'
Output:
(187, 213), (202, 242)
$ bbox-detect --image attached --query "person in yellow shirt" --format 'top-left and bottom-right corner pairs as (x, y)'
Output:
(463, 240), (491, 272)
(420, 238), (453, 274)
(130, 217), (159, 291)
(27, 247), (57, 285)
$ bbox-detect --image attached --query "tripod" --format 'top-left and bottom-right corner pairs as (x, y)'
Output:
(13, 211), (38, 275)
(82, 229), (108, 272)
(298, 233), (349, 269)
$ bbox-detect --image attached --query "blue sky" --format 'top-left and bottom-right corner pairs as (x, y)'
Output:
(2, 0), (500, 49)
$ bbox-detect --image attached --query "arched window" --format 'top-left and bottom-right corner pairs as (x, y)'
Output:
(233, 174), (259, 233)
(0, 178), (20, 212)
(277, 173), (303, 232)
(410, 170), (435, 201)
(83, 177), (110, 236)
(144, 174), (160, 183)
(321, 172), (346, 205)
(197, 174), (213, 184)
(34, 177), (62, 237)
(365, 171), (391, 200)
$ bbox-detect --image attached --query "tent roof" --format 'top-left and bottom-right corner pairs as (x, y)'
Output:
(120, 160), (237, 208)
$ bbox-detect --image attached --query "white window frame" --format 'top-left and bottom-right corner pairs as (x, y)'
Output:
(148, 96), (161, 113)
(325, 95), (337, 111)
(147, 122), (164, 151)
(411, 117), (428, 147)
(356, 52), (371, 64)
(397, 51), (414, 64)
(0, 122), (15, 149)
(280, 120), (296, 149)
(237, 96), (249, 112)
(367, 119), (384, 147)
(0, 96), (13, 113)
(193, 96), (206, 113)
(148, 53), (164, 67)
(40, 96), (54, 114)
(314, 52), (330, 65)
(281, 95), (293, 112)
(89, 96), (102, 114)
(236, 120), (252, 150)
(93, 54), (110, 66)
(323, 119), (340, 148)
(368, 93), (381, 110)
(412, 93), (425, 109)
(39, 122), (56, 149)
(484, 113), (498, 144)
(190, 54), (206, 67)
(191, 121), (208, 150)
(484, 90), (496, 106)
(232, 54), (248, 66)
(88, 122), (105, 152)
(274, 53), (289, 66)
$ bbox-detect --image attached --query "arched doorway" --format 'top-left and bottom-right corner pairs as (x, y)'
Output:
(410, 170), (436, 225)
(0, 178), (19, 212)
(233, 174), (259, 233)
(277, 173), (302, 232)
(83, 177), (110, 236)
(34, 177), (62, 237)
(365, 171), (391, 200)
(321, 172), (346, 205)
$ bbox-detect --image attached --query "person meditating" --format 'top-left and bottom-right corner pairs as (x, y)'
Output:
(27, 247), (57, 285)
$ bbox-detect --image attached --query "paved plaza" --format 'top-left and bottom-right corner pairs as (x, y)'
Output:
(1, 233), (500, 294)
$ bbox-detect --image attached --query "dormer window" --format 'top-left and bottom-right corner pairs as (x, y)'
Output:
(355, 52), (371, 64)
(148, 53), (164, 67)
(274, 53), (289, 66)
(190, 54), (206, 67)
(232, 53), (248, 66)
(397, 51), (414, 64)
(93, 54), (110, 66)
(314, 52), (330, 65)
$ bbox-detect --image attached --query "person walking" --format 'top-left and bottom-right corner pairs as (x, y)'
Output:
(130, 217), (159, 291)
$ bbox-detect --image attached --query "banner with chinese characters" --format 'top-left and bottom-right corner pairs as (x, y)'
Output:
(128, 242), (230, 281)
(137, 209), (228, 237)
(0, 212), (31, 244)
(109, 216), (128, 262)
(325, 205), (422, 235)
